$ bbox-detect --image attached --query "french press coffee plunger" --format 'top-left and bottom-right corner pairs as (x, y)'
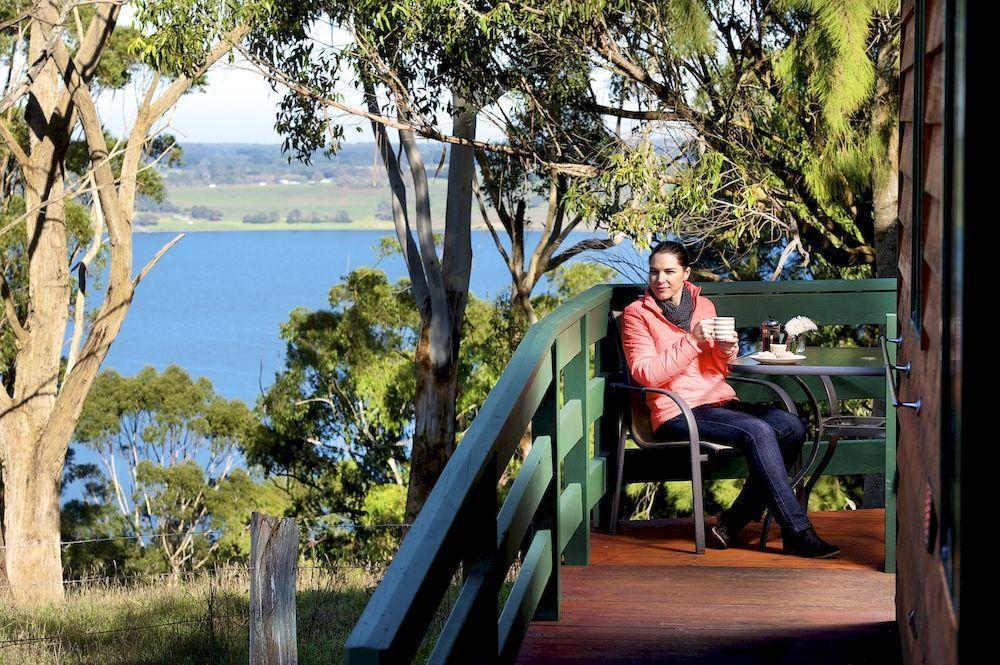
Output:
(760, 316), (782, 352)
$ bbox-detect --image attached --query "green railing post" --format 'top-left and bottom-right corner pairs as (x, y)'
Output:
(594, 318), (620, 532)
(530, 353), (560, 620)
(561, 319), (590, 565)
(461, 452), (501, 660)
(885, 313), (898, 574)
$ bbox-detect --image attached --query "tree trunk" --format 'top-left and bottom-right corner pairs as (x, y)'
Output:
(0, 1), (72, 603)
(874, 124), (899, 280)
(0, 5), (244, 603)
(514, 283), (538, 325)
(405, 324), (462, 521)
(403, 89), (477, 521)
(1, 434), (65, 604)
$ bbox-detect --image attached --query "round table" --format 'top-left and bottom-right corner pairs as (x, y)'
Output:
(728, 347), (887, 546)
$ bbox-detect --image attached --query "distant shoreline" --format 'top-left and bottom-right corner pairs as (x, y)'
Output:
(141, 181), (550, 234)
(135, 222), (495, 233)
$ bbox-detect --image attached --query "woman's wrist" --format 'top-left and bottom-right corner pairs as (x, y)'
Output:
(685, 333), (705, 353)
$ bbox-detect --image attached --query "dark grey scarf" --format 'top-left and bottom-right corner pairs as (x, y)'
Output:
(650, 285), (695, 331)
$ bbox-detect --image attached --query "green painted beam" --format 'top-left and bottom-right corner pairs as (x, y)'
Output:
(697, 278), (897, 295)
(558, 483), (584, 553)
(587, 457), (606, 510)
(426, 571), (487, 665)
(496, 436), (553, 570)
(706, 293), (895, 327)
(498, 530), (553, 664)
(561, 319), (591, 566)
(614, 279), (896, 327)
(555, 326), (582, 371)
(345, 285), (615, 664)
(585, 301), (611, 346)
(557, 399), (583, 461)
(732, 375), (886, 403)
(586, 376), (605, 423)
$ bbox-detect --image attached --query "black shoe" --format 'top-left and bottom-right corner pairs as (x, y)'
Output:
(782, 527), (841, 559)
(708, 511), (748, 550)
(708, 521), (730, 549)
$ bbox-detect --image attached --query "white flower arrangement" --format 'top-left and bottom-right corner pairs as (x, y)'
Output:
(784, 315), (818, 337)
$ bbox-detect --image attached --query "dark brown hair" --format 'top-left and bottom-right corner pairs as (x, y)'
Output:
(648, 240), (690, 268)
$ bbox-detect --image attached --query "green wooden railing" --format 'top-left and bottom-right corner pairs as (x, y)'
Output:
(344, 279), (897, 664)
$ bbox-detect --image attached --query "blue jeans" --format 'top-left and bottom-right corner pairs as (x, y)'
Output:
(654, 399), (812, 534)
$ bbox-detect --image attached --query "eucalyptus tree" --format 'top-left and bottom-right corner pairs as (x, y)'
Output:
(74, 366), (283, 580)
(0, 0), (265, 604)
(471, 44), (624, 324)
(246, 1), (522, 521)
(249, 267), (419, 525)
(511, 0), (899, 275)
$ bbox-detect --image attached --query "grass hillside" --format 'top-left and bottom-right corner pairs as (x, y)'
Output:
(142, 180), (547, 232)
(0, 566), (443, 664)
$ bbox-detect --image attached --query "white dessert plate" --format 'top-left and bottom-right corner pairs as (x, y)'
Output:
(749, 352), (806, 365)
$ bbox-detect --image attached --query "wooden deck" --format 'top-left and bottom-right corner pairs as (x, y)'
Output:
(517, 509), (898, 664)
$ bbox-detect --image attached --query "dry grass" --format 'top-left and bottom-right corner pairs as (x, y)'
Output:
(1, 555), (522, 664)
(0, 564), (399, 664)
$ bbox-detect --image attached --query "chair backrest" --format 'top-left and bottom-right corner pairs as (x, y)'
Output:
(609, 308), (661, 447)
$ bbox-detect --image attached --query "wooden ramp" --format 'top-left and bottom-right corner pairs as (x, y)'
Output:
(516, 509), (897, 664)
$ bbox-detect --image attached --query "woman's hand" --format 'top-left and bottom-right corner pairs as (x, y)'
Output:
(715, 334), (739, 357)
(691, 320), (714, 348)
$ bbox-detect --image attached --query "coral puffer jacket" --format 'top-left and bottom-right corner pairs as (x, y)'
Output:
(620, 281), (739, 432)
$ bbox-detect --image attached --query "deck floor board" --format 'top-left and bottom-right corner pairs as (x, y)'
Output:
(516, 509), (897, 664)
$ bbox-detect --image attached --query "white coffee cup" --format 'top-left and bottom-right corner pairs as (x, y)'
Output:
(713, 316), (735, 339)
(771, 343), (787, 354)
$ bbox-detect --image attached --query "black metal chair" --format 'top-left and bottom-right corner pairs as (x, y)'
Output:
(607, 308), (799, 554)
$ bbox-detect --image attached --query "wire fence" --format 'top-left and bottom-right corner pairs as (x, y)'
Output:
(0, 518), (522, 662)
(0, 519), (420, 659)
(0, 520), (413, 551)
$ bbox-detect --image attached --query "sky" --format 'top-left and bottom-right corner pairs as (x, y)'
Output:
(96, 55), (514, 146)
(92, 6), (615, 147)
(98, 60), (288, 144)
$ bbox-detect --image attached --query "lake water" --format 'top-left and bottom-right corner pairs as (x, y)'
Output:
(63, 230), (636, 501)
(97, 230), (634, 404)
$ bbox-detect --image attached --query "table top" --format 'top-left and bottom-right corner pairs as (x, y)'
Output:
(729, 346), (886, 376)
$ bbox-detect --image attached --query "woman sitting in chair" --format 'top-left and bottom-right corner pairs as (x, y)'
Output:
(620, 240), (839, 558)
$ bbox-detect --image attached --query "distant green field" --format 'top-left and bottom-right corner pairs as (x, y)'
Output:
(147, 181), (544, 232)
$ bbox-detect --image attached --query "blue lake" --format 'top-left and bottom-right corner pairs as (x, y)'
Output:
(65, 230), (637, 501)
(97, 230), (634, 404)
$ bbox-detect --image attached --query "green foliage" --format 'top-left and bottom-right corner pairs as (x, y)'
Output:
(129, 0), (273, 78)
(549, 262), (617, 302)
(502, 0), (899, 276)
(70, 365), (283, 575)
(349, 483), (407, 563)
(247, 257), (614, 561)
(248, 267), (418, 532)
(248, 0), (509, 161)
(774, 0), (900, 202)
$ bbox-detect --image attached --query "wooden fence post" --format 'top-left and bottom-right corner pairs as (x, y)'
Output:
(249, 512), (298, 665)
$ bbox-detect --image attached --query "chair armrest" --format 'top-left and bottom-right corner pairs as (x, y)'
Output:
(726, 376), (798, 415)
(608, 381), (701, 450)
